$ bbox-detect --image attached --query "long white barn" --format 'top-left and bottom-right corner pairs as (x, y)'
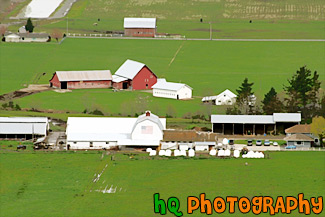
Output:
(152, 79), (192, 100)
(66, 111), (166, 149)
(0, 117), (49, 139)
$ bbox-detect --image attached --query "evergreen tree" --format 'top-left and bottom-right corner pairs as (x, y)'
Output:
(284, 66), (321, 120)
(235, 78), (255, 114)
(262, 87), (284, 115)
(25, 18), (34, 33)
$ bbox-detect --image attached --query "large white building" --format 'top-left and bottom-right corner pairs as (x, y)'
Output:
(0, 117), (49, 139)
(151, 79), (192, 100)
(66, 111), (166, 150)
(202, 89), (237, 105)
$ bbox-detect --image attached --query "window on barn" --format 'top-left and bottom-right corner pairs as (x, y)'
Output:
(296, 141), (302, 145)
(90, 142), (93, 147)
(73, 142), (76, 144)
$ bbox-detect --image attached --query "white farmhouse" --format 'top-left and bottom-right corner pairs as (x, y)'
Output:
(66, 111), (166, 150)
(151, 79), (192, 100)
(202, 89), (237, 105)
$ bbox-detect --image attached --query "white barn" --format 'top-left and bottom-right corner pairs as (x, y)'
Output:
(0, 117), (49, 139)
(202, 89), (237, 105)
(151, 79), (192, 100)
(66, 111), (166, 150)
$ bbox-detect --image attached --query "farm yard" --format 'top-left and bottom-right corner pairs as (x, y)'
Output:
(1, 38), (324, 117)
(0, 150), (324, 217)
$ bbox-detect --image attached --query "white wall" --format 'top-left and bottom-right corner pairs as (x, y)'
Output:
(215, 94), (236, 105)
(153, 86), (192, 100)
(67, 141), (117, 149)
(131, 119), (163, 141)
(195, 145), (209, 151)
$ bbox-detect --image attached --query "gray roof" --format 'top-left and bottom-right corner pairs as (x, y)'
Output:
(284, 134), (314, 141)
(211, 113), (301, 124)
(273, 113), (301, 122)
(114, 59), (146, 80)
(5, 32), (49, 38)
(0, 117), (48, 135)
(55, 70), (112, 82)
(124, 18), (156, 29)
(151, 78), (192, 91)
(211, 115), (274, 124)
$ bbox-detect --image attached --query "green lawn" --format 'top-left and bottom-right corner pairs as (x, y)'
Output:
(1, 38), (324, 117)
(0, 150), (324, 216)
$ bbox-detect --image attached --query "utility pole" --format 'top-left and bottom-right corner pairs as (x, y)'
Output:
(66, 17), (69, 36)
(209, 22), (212, 40)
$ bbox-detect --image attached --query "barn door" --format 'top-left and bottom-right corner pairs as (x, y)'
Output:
(61, 82), (67, 89)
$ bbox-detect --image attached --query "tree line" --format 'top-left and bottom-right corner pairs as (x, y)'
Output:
(227, 66), (324, 122)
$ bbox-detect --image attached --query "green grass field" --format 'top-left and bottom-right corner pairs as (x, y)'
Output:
(0, 150), (324, 217)
(1, 38), (324, 117)
(4, 0), (325, 39)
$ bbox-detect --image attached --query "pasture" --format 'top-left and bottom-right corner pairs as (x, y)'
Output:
(5, 0), (325, 39)
(0, 150), (324, 217)
(1, 38), (324, 117)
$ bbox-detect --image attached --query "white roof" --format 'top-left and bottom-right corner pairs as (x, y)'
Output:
(273, 113), (301, 122)
(6, 33), (20, 38)
(124, 18), (156, 29)
(202, 89), (236, 102)
(66, 114), (166, 142)
(151, 78), (192, 91)
(114, 59), (146, 80)
(0, 117), (48, 135)
(112, 75), (128, 83)
(195, 142), (216, 146)
(55, 70), (112, 82)
(211, 115), (274, 124)
(211, 113), (301, 124)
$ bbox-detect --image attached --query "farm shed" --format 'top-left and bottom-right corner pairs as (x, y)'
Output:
(112, 59), (157, 90)
(152, 79), (192, 100)
(202, 89), (237, 105)
(284, 134), (314, 148)
(0, 117), (49, 139)
(124, 18), (156, 37)
(161, 130), (217, 150)
(66, 111), (166, 150)
(211, 113), (301, 135)
(49, 70), (112, 89)
(194, 142), (216, 151)
(285, 124), (319, 146)
(4, 32), (50, 42)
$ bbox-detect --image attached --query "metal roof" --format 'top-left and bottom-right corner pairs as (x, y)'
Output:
(195, 141), (216, 146)
(151, 78), (192, 91)
(211, 115), (274, 124)
(211, 113), (302, 124)
(114, 59), (145, 80)
(202, 89), (236, 102)
(0, 117), (48, 135)
(112, 75), (128, 83)
(131, 112), (165, 133)
(66, 114), (166, 142)
(0, 117), (48, 123)
(55, 70), (112, 82)
(124, 18), (156, 29)
(273, 113), (301, 122)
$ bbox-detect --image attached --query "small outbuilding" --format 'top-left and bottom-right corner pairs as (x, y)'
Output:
(4, 32), (50, 42)
(284, 134), (314, 148)
(112, 59), (157, 90)
(50, 70), (112, 89)
(124, 18), (156, 37)
(151, 79), (192, 100)
(0, 117), (49, 139)
(285, 124), (319, 146)
(202, 89), (237, 105)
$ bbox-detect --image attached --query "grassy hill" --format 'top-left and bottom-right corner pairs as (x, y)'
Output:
(1, 38), (324, 117)
(4, 0), (325, 39)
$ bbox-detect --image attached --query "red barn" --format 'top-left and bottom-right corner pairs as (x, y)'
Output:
(124, 18), (156, 37)
(49, 70), (112, 89)
(112, 59), (157, 90)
